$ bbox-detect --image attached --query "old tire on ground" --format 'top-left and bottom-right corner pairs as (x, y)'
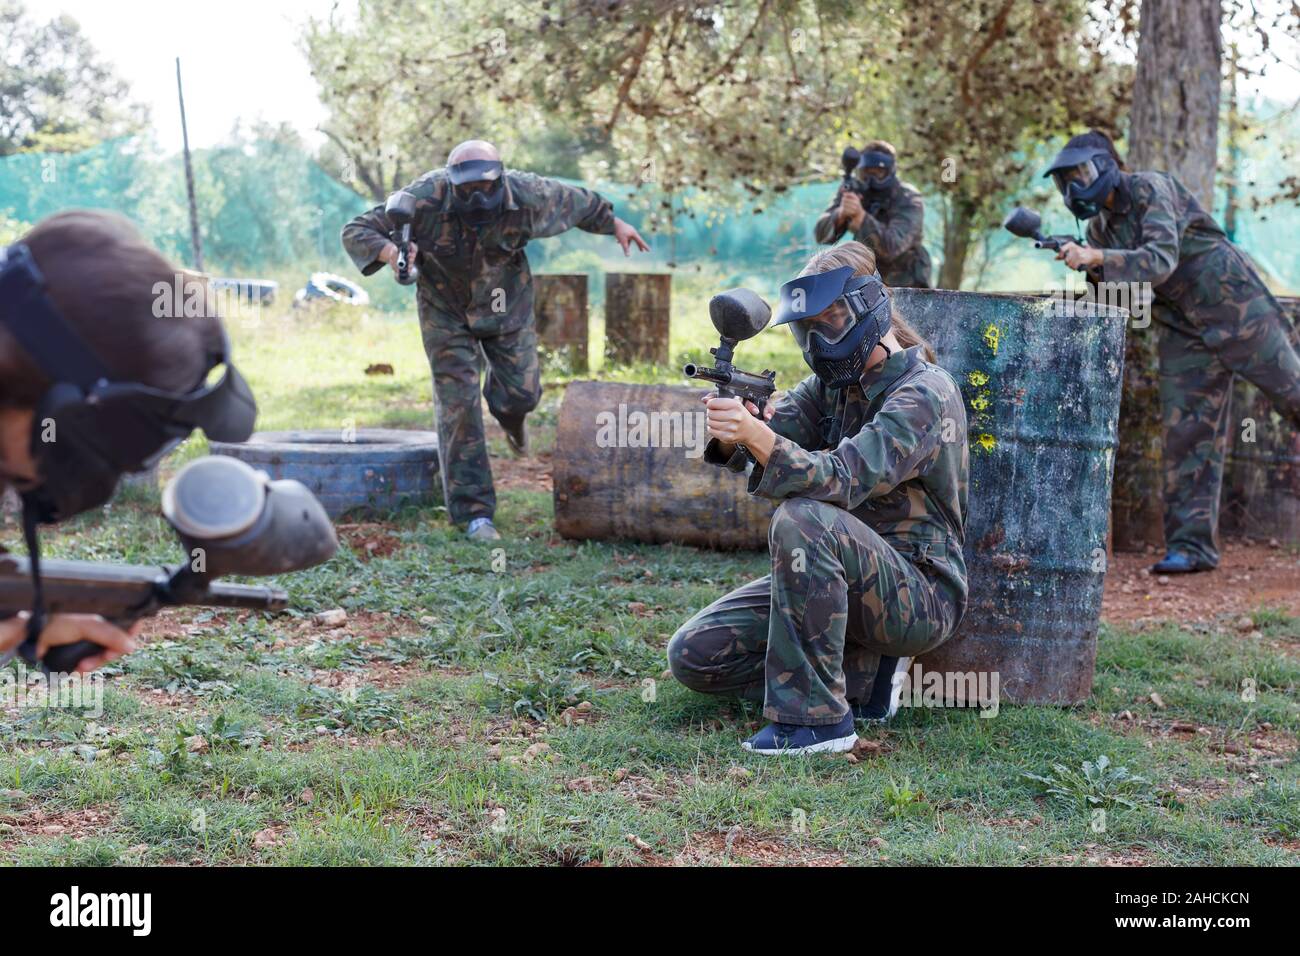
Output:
(210, 428), (440, 518)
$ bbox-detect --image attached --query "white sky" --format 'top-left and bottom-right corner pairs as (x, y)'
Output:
(46, 0), (1300, 155)
(49, 0), (352, 150)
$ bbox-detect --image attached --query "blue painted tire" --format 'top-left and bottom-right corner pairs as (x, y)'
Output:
(210, 428), (440, 518)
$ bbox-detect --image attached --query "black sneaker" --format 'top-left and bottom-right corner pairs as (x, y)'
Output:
(852, 655), (912, 723)
(502, 418), (528, 457)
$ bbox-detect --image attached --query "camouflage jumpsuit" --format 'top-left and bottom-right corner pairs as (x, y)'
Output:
(342, 170), (616, 526)
(1086, 171), (1300, 566)
(667, 346), (969, 725)
(815, 180), (933, 288)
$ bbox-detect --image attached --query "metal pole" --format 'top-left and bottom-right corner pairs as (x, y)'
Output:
(176, 57), (204, 271)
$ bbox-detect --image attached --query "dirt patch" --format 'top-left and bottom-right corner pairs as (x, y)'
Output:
(0, 803), (117, 844)
(1102, 539), (1300, 626)
(490, 450), (554, 493)
(1052, 844), (1157, 866)
(1094, 711), (1297, 771)
(336, 522), (404, 561)
(658, 829), (845, 866)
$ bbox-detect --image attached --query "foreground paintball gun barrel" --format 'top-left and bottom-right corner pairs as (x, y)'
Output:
(1002, 206), (1087, 271)
(385, 190), (419, 285)
(683, 288), (777, 414)
(2, 456), (338, 672)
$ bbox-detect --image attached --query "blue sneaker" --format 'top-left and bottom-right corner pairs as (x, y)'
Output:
(466, 517), (502, 541)
(742, 713), (857, 755)
(1150, 551), (1213, 574)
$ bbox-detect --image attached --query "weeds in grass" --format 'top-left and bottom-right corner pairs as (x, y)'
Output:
(1023, 755), (1150, 812)
(882, 776), (929, 820)
(131, 643), (234, 696)
(296, 686), (404, 734)
(483, 665), (589, 722)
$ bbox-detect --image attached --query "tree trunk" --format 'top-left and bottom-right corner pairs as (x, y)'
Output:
(1112, 0), (1223, 551)
(1129, 0), (1223, 208)
(938, 197), (975, 290)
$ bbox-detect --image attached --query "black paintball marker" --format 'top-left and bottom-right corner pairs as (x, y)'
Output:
(1, 456), (338, 673)
(1003, 206), (1087, 271)
(839, 147), (884, 217)
(385, 190), (419, 285)
(683, 288), (776, 415)
(840, 146), (869, 198)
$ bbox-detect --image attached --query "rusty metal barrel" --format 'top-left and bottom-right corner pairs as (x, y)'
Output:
(892, 289), (1126, 703)
(553, 289), (1127, 703)
(1223, 296), (1300, 546)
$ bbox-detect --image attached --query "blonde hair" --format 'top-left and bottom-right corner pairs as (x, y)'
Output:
(798, 241), (936, 362)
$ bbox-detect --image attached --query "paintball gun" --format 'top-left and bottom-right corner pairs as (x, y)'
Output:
(385, 190), (419, 285)
(683, 288), (777, 415)
(840, 147), (884, 217)
(1003, 206), (1087, 271)
(1, 456), (338, 673)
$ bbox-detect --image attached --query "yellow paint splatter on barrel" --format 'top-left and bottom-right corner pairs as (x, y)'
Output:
(967, 370), (989, 387)
(983, 323), (1001, 356)
(975, 433), (997, 452)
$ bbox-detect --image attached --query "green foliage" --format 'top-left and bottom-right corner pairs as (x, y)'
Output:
(0, 0), (147, 156)
(1023, 755), (1151, 812)
(483, 665), (589, 722)
(297, 685), (405, 734)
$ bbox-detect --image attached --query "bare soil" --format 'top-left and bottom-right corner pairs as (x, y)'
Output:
(1102, 539), (1300, 626)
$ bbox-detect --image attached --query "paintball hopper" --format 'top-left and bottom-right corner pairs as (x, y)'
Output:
(162, 456), (338, 579)
(385, 190), (419, 285)
(1003, 205), (1086, 269)
(385, 189), (417, 224)
(1002, 206), (1047, 243)
(841, 146), (861, 176)
(708, 288), (772, 343)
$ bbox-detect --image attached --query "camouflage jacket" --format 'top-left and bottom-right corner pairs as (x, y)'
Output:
(706, 346), (969, 614)
(1085, 172), (1233, 298)
(341, 169), (616, 334)
(814, 180), (932, 288)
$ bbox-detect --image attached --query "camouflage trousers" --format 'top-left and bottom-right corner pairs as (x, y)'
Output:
(418, 300), (541, 526)
(667, 498), (958, 726)
(1157, 269), (1300, 565)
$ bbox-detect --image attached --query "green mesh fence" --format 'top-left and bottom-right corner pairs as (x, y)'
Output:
(2, 115), (1298, 300)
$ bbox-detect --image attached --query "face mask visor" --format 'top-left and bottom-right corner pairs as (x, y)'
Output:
(853, 151), (896, 189)
(1051, 158), (1101, 197)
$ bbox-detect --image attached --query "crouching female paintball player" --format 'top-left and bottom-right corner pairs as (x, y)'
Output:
(667, 241), (969, 755)
(0, 210), (257, 672)
(1047, 129), (1300, 574)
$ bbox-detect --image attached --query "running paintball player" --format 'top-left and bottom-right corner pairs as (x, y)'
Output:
(341, 140), (649, 542)
(0, 210), (258, 672)
(1047, 129), (1300, 574)
(668, 241), (969, 755)
(814, 140), (933, 288)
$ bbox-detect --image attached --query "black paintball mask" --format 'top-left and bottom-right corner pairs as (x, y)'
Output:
(1044, 140), (1119, 220)
(774, 265), (892, 390)
(854, 150), (897, 192)
(0, 242), (257, 524)
(448, 158), (506, 228)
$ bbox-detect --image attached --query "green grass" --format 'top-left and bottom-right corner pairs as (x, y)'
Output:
(1, 292), (1297, 866)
